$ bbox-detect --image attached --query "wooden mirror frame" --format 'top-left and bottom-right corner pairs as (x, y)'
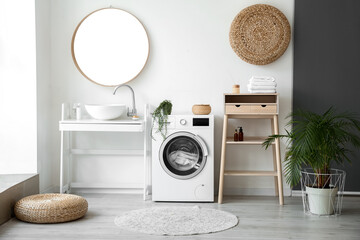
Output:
(71, 8), (150, 87)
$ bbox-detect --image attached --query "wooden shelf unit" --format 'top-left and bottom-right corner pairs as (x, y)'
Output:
(218, 93), (284, 205)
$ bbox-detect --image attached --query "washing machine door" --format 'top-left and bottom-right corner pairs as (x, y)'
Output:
(159, 131), (208, 180)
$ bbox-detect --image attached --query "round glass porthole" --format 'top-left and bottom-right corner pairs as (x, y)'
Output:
(159, 132), (208, 180)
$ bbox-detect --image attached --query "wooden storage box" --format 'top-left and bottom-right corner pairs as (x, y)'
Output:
(224, 94), (278, 115)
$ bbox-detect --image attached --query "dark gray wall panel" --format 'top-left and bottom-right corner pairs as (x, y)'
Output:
(294, 0), (360, 191)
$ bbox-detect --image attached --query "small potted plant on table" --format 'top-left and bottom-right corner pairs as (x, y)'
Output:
(263, 107), (360, 215)
(151, 100), (172, 140)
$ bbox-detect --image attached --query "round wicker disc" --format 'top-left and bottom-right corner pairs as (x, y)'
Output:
(14, 193), (88, 224)
(229, 4), (291, 65)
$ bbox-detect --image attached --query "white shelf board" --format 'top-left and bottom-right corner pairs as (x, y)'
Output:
(60, 118), (143, 124)
(59, 124), (143, 132)
(71, 149), (143, 156)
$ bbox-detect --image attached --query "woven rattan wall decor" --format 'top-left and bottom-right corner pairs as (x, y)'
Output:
(229, 4), (291, 65)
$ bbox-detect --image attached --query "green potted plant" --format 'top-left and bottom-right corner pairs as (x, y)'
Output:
(151, 100), (173, 140)
(263, 107), (360, 215)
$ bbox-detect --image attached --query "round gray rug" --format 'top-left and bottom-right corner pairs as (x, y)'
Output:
(114, 206), (238, 236)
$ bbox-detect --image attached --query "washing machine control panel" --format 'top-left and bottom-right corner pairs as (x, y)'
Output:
(193, 118), (209, 126)
(174, 116), (212, 129)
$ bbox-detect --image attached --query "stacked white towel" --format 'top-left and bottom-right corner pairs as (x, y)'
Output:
(247, 76), (277, 93)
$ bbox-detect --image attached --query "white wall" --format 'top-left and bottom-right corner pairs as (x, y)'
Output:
(0, 1), (37, 174)
(38, 0), (294, 194)
(35, 0), (53, 192)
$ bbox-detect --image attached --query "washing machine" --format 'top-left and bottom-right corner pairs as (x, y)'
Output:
(152, 115), (214, 202)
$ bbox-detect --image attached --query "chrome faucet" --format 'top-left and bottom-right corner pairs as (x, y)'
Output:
(113, 84), (137, 117)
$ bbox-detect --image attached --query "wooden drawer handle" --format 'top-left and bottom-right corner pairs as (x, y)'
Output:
(235, 105), (241, 107)
(261, 105), (267, 107)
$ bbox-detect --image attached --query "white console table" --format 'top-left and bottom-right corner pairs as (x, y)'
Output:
(59, 104), (151, 200)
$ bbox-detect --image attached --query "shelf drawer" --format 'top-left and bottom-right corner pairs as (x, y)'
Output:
(225, 105), (251, 114)
(251, 105), (277, 113)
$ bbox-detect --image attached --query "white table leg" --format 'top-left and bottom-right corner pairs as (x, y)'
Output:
(68, 131), (72, 193)
(60, 130), (64, 193)
(143, 130), (147, 200)
(143, 104), (151, 200)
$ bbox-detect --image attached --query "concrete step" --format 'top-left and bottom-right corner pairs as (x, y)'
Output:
(0, 174), (39, 225)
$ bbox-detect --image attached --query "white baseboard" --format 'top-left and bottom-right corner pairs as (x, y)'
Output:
(292, 190), (360, 197)
(50, 184), (143, 194)
(41, 185), (58, 194)
(39, 185), (360, 198)
(71, 188), (143, 194)
(48, 185), (292, 196)
(291, 190), (301, 197)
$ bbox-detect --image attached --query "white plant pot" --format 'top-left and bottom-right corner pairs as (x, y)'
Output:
(306, 186), (338, 215)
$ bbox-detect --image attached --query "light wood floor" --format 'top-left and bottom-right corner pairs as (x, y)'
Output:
(1, 194), (360, 240)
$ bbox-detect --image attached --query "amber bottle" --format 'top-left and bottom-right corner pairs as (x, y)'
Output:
(238, 127), (244, 141)
(234, 129), (239, 141)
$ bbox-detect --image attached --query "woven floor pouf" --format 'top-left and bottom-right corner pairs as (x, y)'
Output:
(14, 193), (88, 223)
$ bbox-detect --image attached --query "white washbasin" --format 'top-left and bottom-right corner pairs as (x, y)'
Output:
(85, 104), (126, 120)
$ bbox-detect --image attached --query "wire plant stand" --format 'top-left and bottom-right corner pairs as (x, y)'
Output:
(300, 168), (346, 216)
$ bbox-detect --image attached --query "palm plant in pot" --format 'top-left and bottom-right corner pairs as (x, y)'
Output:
(263, 107), (360, 215)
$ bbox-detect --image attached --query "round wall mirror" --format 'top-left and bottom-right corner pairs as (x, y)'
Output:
(72, 8), (149, 87)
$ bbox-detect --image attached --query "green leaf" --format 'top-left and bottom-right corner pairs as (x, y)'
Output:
(151, 100), (172, 140)
(262, 106), (360, 187)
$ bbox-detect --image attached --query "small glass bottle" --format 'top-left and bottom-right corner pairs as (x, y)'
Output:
(73, 103), (82, 120)
(238, 127), (244, 141)
(234, 129), (239, 141)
